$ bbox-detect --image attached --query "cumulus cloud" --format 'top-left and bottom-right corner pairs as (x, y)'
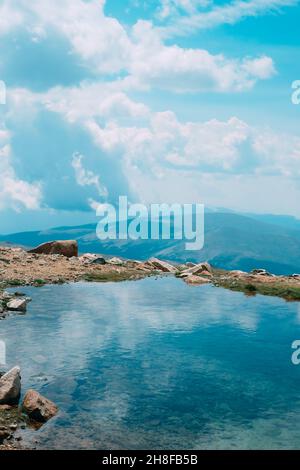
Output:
(0, 130), (42, 211)
(0, 0), (276, 93)
(13, 82), (298, 178)
(0, 0), (298, 217)
(44, 84), (149, 123)
(4, 80), (300, 212)
(124, 21), (276, 92)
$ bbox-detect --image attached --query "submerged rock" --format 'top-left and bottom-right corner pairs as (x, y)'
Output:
(28, 240), (78, 258)
(22, 390), (58, 423)
(0, 367), (21, 405)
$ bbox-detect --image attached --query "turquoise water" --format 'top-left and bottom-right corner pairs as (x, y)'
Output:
(1, 277), (300, 449)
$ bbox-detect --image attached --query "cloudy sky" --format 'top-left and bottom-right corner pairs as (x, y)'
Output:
(0, 0), (299, 233)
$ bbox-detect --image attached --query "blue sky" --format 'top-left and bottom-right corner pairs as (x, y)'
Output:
(0, 0), (300, 233)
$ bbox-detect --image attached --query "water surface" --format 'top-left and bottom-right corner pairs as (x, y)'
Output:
(1, 277), (300, 449)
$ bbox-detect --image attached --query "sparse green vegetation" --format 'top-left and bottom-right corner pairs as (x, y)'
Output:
(6, 279), (23, 287)
(214, 277), (300, 301)
(84, 270), (148, 283)
(33, 279), (46, 286)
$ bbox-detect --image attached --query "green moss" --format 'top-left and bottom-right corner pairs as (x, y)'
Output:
(244, 283), (257, 292)
(33, 279), (46, 286)
(6, 279), (23, 287)
(215, 277), (300, 301)
(83, 270), (147, 283)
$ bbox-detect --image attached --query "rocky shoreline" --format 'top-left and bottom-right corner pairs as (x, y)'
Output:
(1, 242), (300, 317)
(1, 241), (300, 449)
(0, 366), (57, 450)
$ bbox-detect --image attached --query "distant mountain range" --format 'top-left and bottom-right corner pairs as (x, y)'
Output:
(1, 211), (300, 275)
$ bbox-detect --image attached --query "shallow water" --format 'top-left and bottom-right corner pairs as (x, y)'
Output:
(1, 277), (300, 449)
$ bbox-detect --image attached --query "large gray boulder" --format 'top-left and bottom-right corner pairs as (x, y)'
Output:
(28, 240), (78, 258)
(22, 390), (58, 423)
(0, 366), (21, 405)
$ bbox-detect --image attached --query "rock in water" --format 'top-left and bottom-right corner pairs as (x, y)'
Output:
(147, 258), (177, 273)
(28, 240), (78, 258)
(6, 298), (27, 312)
(0, 367), (21, 405)
(22, 390), (58, 423)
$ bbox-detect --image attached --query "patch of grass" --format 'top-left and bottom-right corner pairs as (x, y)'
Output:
(215, 277), (300, 301)
(6, 279), (23, 287)
(83, 270), (146, 283)
(244, 283), (257, 292)
(33, 279), (46, 286)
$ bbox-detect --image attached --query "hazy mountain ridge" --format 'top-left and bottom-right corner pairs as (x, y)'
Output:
(1, 212), (300, 275)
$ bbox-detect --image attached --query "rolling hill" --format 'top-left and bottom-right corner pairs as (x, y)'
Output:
(1, 212), (300, 275)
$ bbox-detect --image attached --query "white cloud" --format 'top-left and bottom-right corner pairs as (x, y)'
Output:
(0, 0), (276, 93)
(241, 56), (276, 80)
(72, 152), (108, 197)
(44, 83), (149, 123)
(157, 0), (298, 38)
(1, 0), (131, 74)
(124, 21), (276, 92)
(15, 82), (297, 181)
(0, 133), (42, 211)
(0, 0), (297, 215)
(157, 0), (209, 19)
(0, 2), (24, 35)
(4, 83), (300, 214)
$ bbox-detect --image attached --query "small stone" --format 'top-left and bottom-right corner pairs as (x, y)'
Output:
(108, 257), (124, 266)
(6, 298), (27, 312)
(79, 254), (106, 265)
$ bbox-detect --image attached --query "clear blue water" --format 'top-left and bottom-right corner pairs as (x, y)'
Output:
(1, 277), (300, 449)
